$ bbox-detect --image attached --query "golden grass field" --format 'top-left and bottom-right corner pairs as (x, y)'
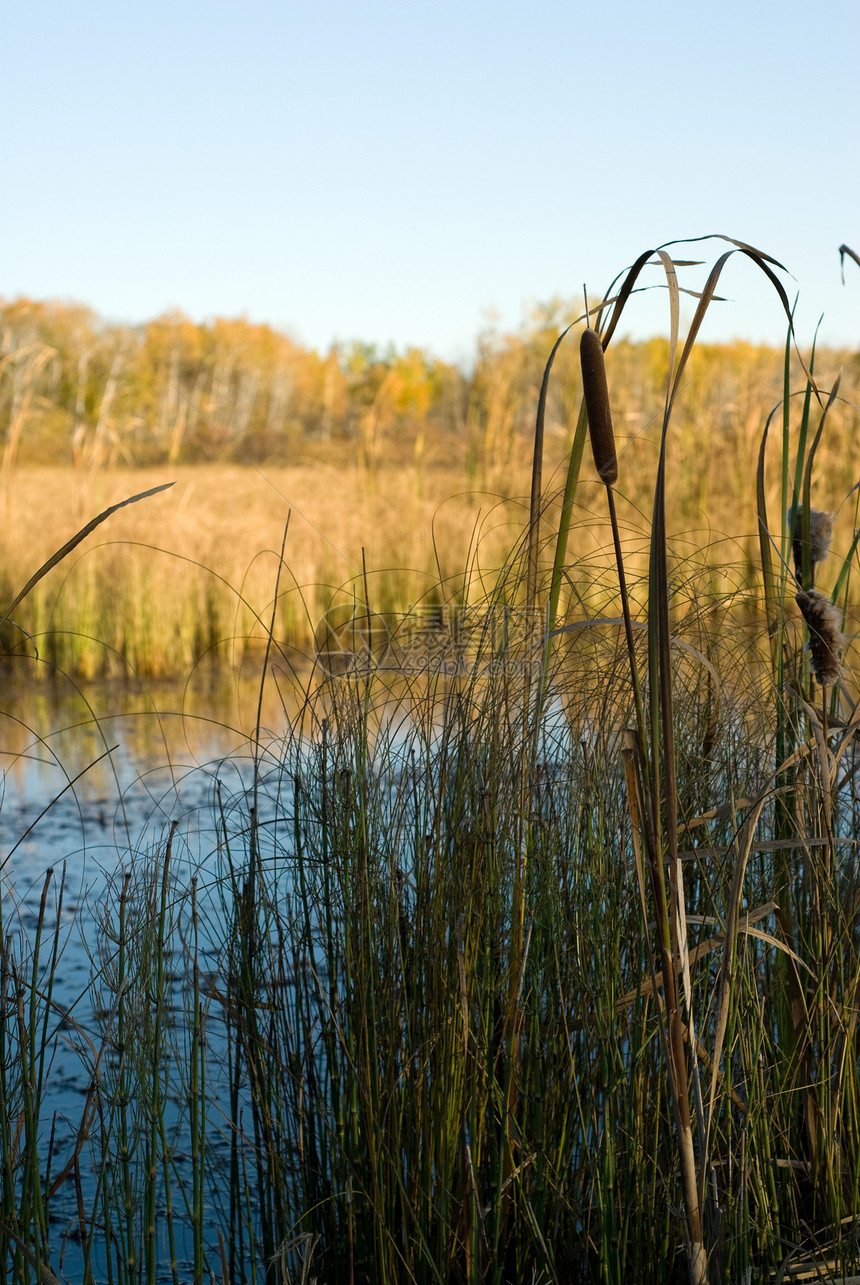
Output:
(0, 463), (537, 679)
(2, 401), (858, 684)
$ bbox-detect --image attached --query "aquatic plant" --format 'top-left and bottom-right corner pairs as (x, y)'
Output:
(1, 237), (859, 1284)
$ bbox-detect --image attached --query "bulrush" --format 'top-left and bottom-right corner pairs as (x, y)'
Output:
(580, 327), (618, 485)
(792, 505), (834, 583)
(795, 588), (843, 686)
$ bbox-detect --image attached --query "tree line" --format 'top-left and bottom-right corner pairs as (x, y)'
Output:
(1, 295), (854, 477)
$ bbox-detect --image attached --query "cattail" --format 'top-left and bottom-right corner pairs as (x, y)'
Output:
(791, 505), (834, 582)
(795, 589), (843, 686)
(580, 327), (618, 485)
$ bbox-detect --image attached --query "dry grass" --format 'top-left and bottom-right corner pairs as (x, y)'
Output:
(2, 408), (856, 684)
(2, 351), (857, 687)
(0, 463), (535, 678)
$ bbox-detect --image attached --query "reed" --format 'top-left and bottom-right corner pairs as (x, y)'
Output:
(1, 236), (860, 1284)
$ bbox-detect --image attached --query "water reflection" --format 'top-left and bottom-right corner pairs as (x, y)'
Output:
(0, 669), (308, 1281)
(0, 646), (644, 1281)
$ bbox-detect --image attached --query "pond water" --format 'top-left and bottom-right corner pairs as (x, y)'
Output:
(0, 673), (295, 1282)
(0, 655), (590, 1282)
(0, 674), (272, 966)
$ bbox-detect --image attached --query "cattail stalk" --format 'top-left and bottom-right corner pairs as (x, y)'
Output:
(581, 323), (709, 1284)
(580, 327), (645, 758)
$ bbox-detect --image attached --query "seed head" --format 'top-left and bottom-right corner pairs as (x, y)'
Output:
(795, 589), (843, 686)
(792, 506), (834, 583)
(580, 327), (618, 485)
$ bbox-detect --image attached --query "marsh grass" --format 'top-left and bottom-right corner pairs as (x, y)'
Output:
(1, 332), (859, 683)
(1, 237), (860, 1283)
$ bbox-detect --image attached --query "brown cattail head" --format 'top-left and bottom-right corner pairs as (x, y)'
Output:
(791, 505), (834, 583)
(580, 327), (618, 485)
(795, 589), (843, 686)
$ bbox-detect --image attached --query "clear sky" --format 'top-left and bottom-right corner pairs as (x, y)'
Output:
(3, 0), (858, 362)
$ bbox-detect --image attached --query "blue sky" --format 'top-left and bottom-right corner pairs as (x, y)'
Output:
(3, 0), (858, 362)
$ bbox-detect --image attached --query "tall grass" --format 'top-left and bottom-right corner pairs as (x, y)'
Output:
(1, 326), (859, 683)
(1, 236), (860, 1283)
(0, 464), (531, 679)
